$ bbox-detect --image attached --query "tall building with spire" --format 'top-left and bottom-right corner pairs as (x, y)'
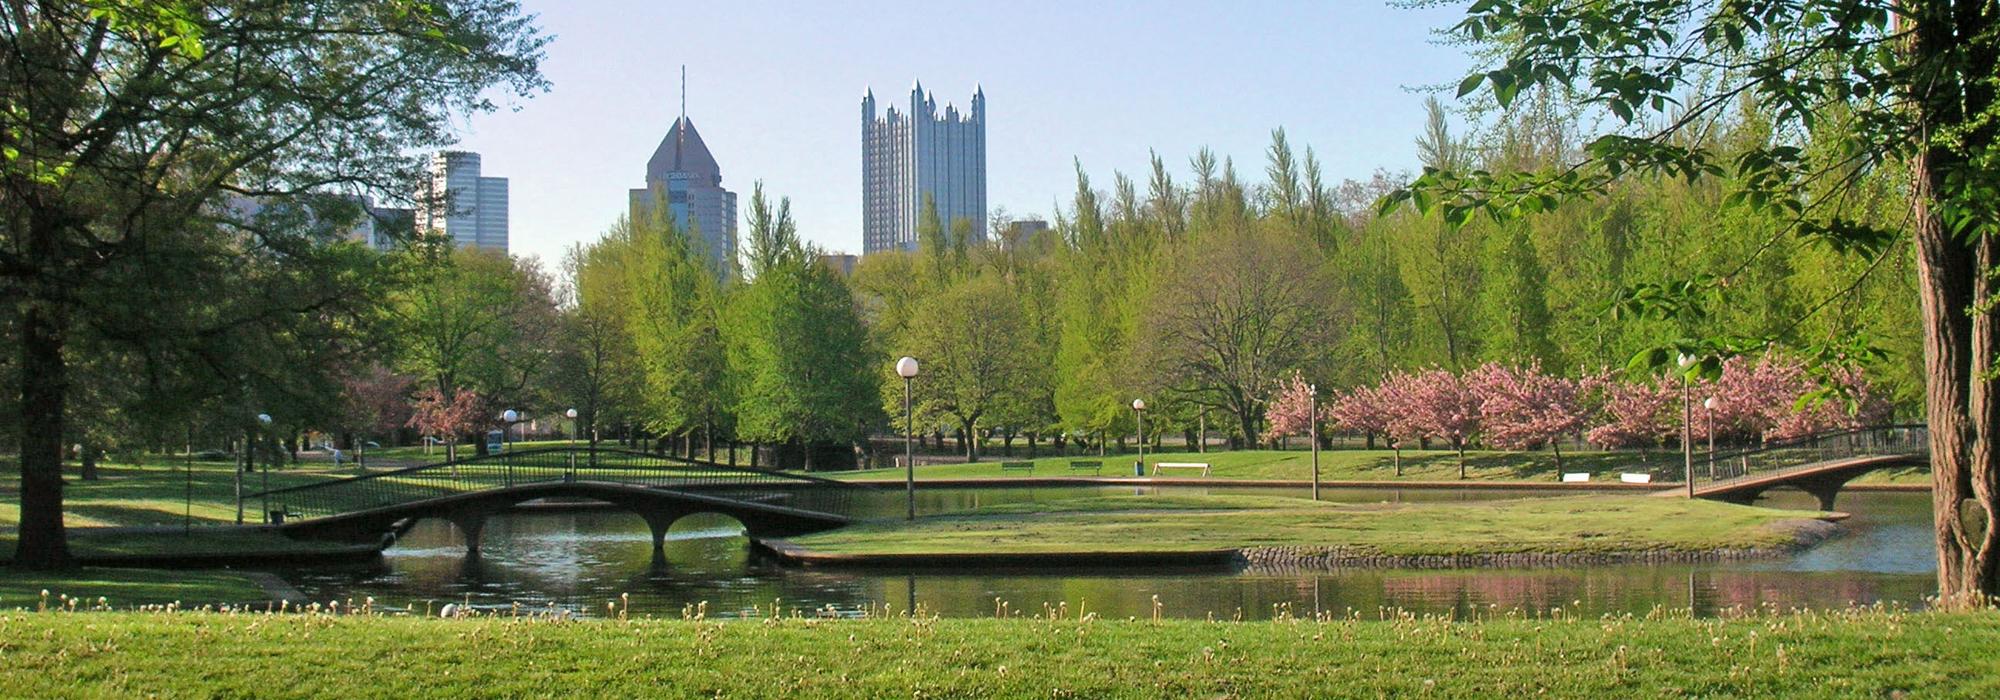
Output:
(631, 70), (738, 271)
(862, 80), (986, 254)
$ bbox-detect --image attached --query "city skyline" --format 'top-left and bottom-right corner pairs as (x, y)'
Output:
(862, 81), (986, 255)
(438, 1), (1472, 268)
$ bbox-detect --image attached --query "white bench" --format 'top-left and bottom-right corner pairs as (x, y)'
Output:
(1152, 462), (1211, 477)
(1619, 473), (1653, 484)
(1561, 472), (1590, 483)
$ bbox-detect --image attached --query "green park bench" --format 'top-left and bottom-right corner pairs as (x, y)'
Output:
(1069, 460), (1103, 475)
(1000, 461), (1034, 474)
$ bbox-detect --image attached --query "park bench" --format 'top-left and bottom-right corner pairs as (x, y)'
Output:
(1619, 473), (1653, 484)
(1152, 462), (1211, 477)
(1069, 460), (1103, 475)
(1000, 461), (1034, 474)
(1561, 472), (1591, 483)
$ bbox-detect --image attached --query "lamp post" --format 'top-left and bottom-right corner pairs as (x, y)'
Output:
(501, 409), (520, 449)
(565, 408), (579, 447)
(896, 357), (920, 520)
(1703, 396), (1717, 479)
(256, 413), (272, 523)
(1132, 399), (1147, 477)
(1677, 354), (1696, 498)
(501, 409), (520, 488)
(1310, 384), (1321, 502)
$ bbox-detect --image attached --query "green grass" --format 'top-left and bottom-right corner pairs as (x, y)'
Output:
(789, 494), (1830, 556)
(0, 458), (359, 529)
(0, 569), (270, 608)
(0, 528), (359, 562)
(831, 448), (1676, 483)
(0, 610), (1992, 697)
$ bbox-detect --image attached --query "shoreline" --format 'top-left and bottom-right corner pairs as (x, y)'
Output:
(835, 476), (1931, 491)
(754, 516), (1843, 573)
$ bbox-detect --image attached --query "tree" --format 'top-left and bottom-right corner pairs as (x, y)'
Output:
(0, 1), (546, 568)
(1133, 224), (1338, 448)
(622, 210), (728, 453)
(897, 273), (1037, 461)
(1328, 384), (1393, 448)
(339, 364), (414, 466)
(1405, 0), (2000, 603)
(407, 387), (483, 462)
(727, 185), (879, 469)
(1379, 369), (1483, 478)
(1465, 362), (1589, 468)
(393, 246), (559, 454)
(1585, 377), (1677, 450)
(551, 239), (641, 447)
(1261, 371), (1324, 445)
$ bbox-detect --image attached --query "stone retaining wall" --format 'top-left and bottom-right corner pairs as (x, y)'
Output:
(1237, 518), (1839, 573)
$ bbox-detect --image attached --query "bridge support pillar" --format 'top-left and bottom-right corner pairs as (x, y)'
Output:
(448, 511), (489, 558)
(642, 512), (679, 567)
(1798, 481), (1844, 512)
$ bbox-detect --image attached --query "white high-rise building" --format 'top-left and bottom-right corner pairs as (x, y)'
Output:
(420, 150), (509, 252)
(862, 81), (986, 254)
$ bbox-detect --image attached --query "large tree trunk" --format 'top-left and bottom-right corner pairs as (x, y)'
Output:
(79, 442), (98, 481)
(1910, 0), (2000, 608)
(959, 417), (980, 461)
(14, 300), (74, 569)
(1237, 410), (1259, 450)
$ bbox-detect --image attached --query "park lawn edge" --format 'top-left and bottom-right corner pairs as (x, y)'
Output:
(0, 610), (1994, 698)
(773, 494), (1840, 567)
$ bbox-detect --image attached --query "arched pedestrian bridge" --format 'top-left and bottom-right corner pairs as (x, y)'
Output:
(249, 446), (877, 558)
(1669, 425), (1928, 510)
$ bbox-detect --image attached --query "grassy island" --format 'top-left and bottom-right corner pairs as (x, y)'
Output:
(0, 609), (1992, 698)
(779, 495), (1834, 565)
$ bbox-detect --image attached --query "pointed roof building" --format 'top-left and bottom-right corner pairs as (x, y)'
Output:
(645, 116), (722, 188)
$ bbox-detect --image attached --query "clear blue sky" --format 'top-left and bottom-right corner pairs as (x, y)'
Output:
(447, 1), (1477, 267)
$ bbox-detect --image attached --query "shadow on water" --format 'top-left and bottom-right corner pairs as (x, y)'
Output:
(278, 486), (1939, 619)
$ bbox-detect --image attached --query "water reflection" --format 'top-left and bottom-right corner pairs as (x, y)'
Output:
(282, 487), (1938, 619)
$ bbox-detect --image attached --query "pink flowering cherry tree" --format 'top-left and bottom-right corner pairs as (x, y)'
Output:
(1380, 368), (1483, 478)
(1262, 371), (1325, 447)
(1465, 361), (1590, 470)
(1585, 376), (1677, 450)
(1330, 382), (1403, 473)
(1766, 363), (1895, 441)
(407, 387), (484, 462)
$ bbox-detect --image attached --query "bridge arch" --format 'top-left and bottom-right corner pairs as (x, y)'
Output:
(259, 447), (873, 561)
(1689, 426), (1927, 511)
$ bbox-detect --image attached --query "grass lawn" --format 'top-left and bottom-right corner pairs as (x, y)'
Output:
(830, 448), (1679, 483)
(0, 528), (360, 565)
(0, 569), (270, 609)
(788, 494), (1830, 557)
(0, 610), (1992, 697)
(0, 458), (359, 529)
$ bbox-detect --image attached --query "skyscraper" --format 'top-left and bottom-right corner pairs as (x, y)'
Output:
(419, 150), (510, 252)
(630, 105), (738, 272)
(862, 81), (986, 254)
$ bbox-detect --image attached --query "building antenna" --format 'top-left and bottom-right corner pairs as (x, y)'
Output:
(680, 65), (686, 122)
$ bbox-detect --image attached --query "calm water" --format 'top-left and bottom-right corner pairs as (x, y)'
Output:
(281, 486), (1938, 619)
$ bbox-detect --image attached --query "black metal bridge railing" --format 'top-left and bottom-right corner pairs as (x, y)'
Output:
(1691, 424), (1929, 489)
(245, 446), (876, 523)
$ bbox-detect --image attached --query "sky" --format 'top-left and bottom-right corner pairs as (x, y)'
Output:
(446, 1), (1479, 268)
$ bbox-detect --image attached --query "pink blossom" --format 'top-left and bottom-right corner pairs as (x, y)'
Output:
(1585, 376), (1678, 449)
(1465, 361), (1589, 451)
(1262, 371), (1325, 443)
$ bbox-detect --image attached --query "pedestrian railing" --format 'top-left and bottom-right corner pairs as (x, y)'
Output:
(246, 446), (876, 524)
(1691, 424), (1929, 489)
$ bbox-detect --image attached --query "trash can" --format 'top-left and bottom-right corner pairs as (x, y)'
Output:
(1134, 461), (1145, 477)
